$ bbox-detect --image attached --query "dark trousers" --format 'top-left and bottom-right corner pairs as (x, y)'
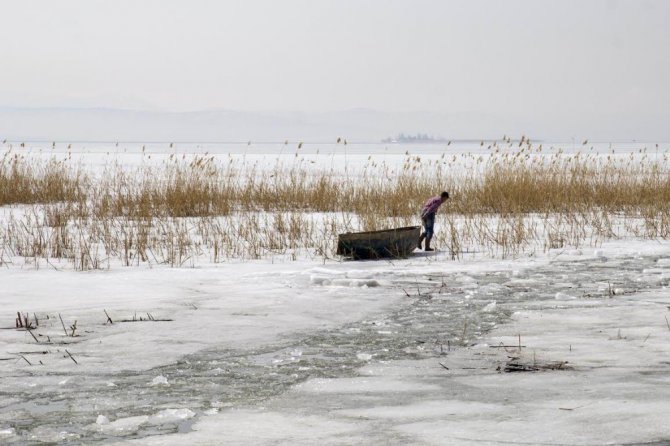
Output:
(421, 213), (435, 240)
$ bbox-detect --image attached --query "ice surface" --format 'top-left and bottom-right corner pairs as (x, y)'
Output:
(3, 244), (670, 444)
(555, 291), (577, 300)
(297, 377), (441, 394)
(109, 241), (670, 445)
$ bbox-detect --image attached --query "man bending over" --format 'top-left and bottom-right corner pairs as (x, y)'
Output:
(418, 191), (450, 251)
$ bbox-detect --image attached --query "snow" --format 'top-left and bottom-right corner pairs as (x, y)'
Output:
(0, 263), (403, 373)
(3, 142), (670, 444)
(4, 240), (670, 445)
(104, 241), (670, 446)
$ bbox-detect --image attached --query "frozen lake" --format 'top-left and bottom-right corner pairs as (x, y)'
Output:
(2, 140), (670, 444)
(3, 245), (670, 444)
(6, 139), (669, 169)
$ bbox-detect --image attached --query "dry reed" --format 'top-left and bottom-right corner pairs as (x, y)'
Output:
(2, 141), (670, 269)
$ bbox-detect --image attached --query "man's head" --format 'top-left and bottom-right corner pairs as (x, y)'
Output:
(440, 191), (450, 202)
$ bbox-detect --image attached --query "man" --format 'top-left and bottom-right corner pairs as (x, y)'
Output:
(418, 191), (449, 251)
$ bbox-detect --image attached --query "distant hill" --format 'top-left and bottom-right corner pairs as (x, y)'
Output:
(0, 107), (516, 142)
(0, 106), (666, 142)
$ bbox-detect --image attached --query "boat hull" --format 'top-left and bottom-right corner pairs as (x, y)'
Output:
(336, 226), (420, 260)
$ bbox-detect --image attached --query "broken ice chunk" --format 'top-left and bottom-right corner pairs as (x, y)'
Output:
(148, 408), (195, 425)
(96, 415), (110, 425)
(0, 428), (16, 437)
(150, 375), (169, 386)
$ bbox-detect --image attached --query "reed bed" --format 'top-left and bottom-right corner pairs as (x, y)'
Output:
(1, 141), (670, 269)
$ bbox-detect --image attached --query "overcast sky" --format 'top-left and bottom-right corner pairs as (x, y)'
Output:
(1, 0), (669, 138)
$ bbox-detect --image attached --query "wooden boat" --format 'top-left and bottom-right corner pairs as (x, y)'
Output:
(336, 226), (421, 259)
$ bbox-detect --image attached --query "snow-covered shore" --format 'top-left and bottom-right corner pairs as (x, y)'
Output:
(3, 241), (670, 444)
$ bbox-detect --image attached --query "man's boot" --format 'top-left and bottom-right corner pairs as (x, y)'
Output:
(425, 238), (434, 252)
(418, 233), (426, 249)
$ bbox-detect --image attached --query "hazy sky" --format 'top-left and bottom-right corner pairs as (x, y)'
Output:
(1, 0), (669, 118)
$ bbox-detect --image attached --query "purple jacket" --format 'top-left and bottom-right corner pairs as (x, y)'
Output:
(421, 196), (443, 218)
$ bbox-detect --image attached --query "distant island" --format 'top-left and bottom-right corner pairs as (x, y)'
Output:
(381, 133), (449, 143)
